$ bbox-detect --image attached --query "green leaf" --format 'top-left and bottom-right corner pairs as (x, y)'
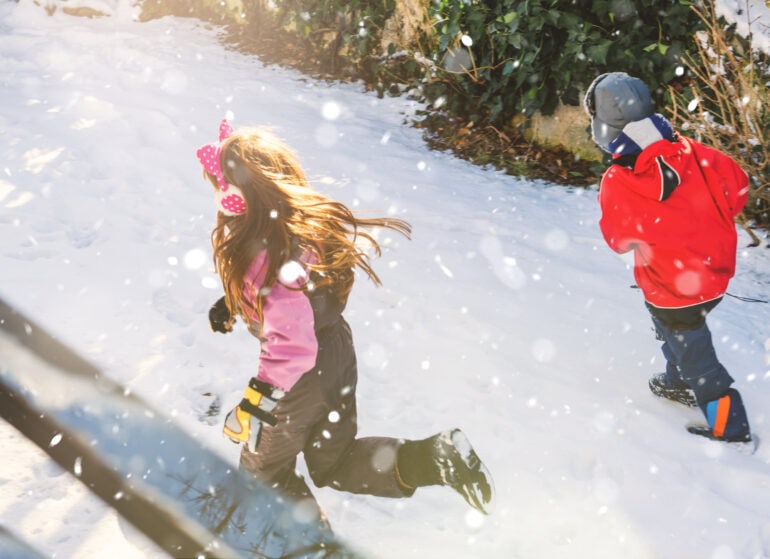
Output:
(586, 43), (610, 65)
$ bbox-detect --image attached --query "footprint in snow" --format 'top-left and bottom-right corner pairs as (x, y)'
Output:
(152, 288), (193, 327)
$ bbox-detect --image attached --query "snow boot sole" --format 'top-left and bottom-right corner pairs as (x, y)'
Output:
(686, 423), (758, 455)
(649, 374), (697, 407)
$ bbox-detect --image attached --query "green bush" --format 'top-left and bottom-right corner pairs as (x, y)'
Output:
(232, 1), (703, 127)
(239, 0), (400, 77)
(426, 0), (702, 125)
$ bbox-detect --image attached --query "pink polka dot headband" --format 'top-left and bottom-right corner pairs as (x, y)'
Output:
(196, 119), (247, 216)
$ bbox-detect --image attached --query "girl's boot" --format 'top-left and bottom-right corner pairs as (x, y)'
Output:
(396, 429), (494, 514)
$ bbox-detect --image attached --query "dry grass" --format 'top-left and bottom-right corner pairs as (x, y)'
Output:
(668, 2), (770, 240)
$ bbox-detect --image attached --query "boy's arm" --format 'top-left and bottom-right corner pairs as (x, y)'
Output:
(597, 178), (635, 254)
(697, 139), (749, 217)
(719, 154), (749, 217)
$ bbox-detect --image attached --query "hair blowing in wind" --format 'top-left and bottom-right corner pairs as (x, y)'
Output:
(204, 126), (411, 327)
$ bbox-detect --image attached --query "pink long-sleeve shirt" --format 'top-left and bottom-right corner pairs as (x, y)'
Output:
(242, 249), (344, 391)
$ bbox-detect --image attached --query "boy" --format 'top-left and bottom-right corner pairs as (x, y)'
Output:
(583, 72), (752, 444)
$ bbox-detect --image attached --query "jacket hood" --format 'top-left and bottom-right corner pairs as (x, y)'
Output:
(612, 133), (685, 203)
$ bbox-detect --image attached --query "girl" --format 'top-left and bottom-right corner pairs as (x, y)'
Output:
(196, 119), (493, 521)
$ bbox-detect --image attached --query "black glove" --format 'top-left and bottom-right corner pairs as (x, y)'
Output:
(223, 379), (284, 452)
(209, 296), (232, 333)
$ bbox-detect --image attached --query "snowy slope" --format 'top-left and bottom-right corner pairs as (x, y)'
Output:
(1, 2), (770, 558)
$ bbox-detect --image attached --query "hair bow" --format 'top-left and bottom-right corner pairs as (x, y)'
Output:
(196, 119), (246, 216)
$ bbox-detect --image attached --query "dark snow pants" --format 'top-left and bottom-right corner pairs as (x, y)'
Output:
(239, 317), (409, 503)
(647, 298), (735, 405)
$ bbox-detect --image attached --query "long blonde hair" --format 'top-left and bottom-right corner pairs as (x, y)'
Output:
(205, 127), (411, 327)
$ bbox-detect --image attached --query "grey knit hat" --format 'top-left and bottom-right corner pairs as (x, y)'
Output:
(584, 72), (654, 150)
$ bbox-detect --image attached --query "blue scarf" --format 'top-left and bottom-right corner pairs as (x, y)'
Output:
(608, 114), (676, 157)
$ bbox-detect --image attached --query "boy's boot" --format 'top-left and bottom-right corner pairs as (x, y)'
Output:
(687, 388), (752, 443)
(648, 372), (697, 407)
(396, 429), (494, 514)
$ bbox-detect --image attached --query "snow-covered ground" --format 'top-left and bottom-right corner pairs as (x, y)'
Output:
(1, 2), (770, 558)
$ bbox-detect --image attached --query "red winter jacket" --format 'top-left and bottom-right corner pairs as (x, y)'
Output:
(598, 135), (748, 309)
